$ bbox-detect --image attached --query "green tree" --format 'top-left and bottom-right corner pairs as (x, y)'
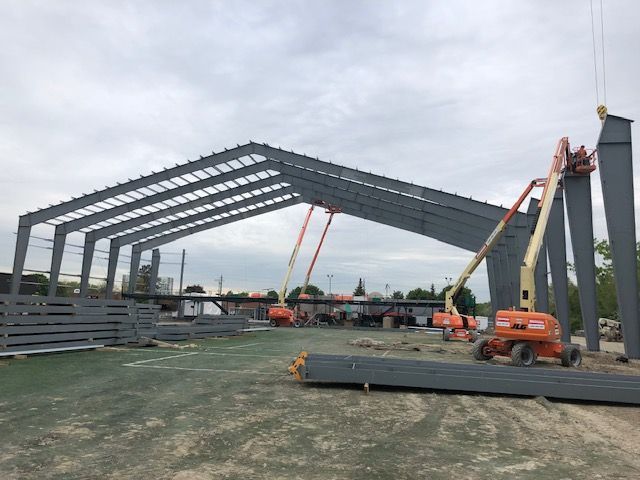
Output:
(137, 264), (152, 293)
(266, 290), (279, 298)
(475, 301), (491, 317)
(406, 287), (430, 300)
(353, 278), (365, 296)
(391, 290), (404, 299)
(30, 273), (49, 295)
(185, 284), (205, 294)
(288, 284), (324, 298)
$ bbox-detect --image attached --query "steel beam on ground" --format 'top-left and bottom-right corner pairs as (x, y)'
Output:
(547, 189), (570, 341)
(597, 114), (640, 358)
(292, 353), (640, 405)
(564, 173), (600, 351)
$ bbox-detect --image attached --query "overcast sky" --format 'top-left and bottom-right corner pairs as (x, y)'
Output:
(1, 0), (638, 300)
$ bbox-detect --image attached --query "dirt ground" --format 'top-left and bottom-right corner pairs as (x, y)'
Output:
(1, 328), (639, 480)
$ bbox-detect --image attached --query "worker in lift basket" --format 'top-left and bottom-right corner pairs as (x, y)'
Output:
(576, 145), (588, 166)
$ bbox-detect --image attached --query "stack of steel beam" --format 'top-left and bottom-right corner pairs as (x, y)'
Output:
(290, 353), (640, 405)
(155, 315), (248, 341)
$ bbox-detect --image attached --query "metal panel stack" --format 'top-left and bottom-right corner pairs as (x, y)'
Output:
(155, 315), (248, 341)
(135, 303), (161, 339)
(0, 294), (138, 355)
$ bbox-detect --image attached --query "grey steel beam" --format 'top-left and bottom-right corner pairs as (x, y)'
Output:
(105, 241), (120, 298)
(547, 189), (570, 342)
(272, 162), (508, 232)
(132, 196), (304, 253)
(56, 161), (270, 233)
(254, 143), (510, 220)
(79, 238), (96, 297)
(127, 248), (142, 295)
(535, 242), (549, 312)
(47, 231), (66, 297)
(485, 254), (499, 316)
(292, 353), (640, 405)
(597, 114), (640, 358)
(9, 224), (31, 295)
(86, 175), (284, 241)
(113, 187), (298, 248)
(564, 173), (600, 351)
(21, 144), (256, 226)
(149, 249), (160, 297)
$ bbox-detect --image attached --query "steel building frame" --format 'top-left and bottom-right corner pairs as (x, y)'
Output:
(11, 117), (635, 356)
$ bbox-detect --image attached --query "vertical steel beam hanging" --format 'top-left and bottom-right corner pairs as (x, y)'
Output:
(10, 223), (31, 295)
(79, 238), (96, 297)
(597, 114), (640, 358)
(105, 241), (120, 298)
(128, 247), (142, 295)
(546, 189), (571, 342)
(565, 174), (600, 351)
(47, 231), (67, 296)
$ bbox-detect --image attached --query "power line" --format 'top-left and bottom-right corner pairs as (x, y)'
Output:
(590, 0), (600, 106)
(600, 0), (607, 105)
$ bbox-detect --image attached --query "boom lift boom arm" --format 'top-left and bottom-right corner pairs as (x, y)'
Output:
(443, 179), (543, 315)
(519, 137), (568, 312)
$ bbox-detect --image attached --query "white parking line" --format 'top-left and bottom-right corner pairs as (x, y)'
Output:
(224, 342), (261, 349)
(122, 352), (198, 366)
(124, 364), (282, 375)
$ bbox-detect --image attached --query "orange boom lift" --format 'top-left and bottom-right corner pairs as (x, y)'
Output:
(473, 138), (596, 367)
(433, 179), (544, 341)
(268, 203), (316, 327)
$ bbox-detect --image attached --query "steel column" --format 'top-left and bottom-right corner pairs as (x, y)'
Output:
(150, 249), (160, 296)
(79, 238), (96, 297)
(597, 114), (639, 358)
(10, 223), (31, 295)
(535, 242), (549, 312)
(105, 241), (120, 299)
(546, 189), (570, 342)
(128, 247), (142, 295)
(47, 231), (67, 296)
(564, 173), (600, 351)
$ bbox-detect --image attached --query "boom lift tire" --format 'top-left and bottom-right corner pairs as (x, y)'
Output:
(511, 342), (536, 367)
(472, 339), (494, 361)
(269, 319), (279, 327)
(561, 345), (582, 367)
(293, 319), (301, 328)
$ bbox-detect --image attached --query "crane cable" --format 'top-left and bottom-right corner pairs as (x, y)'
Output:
(590, 0), (608, 121)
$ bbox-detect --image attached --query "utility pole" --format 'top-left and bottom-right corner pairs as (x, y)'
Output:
(178, 249), (186, 318)
(326, 274), (333, 297)
(178, 249), (186, 295)
(217, 275), (223, 296)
